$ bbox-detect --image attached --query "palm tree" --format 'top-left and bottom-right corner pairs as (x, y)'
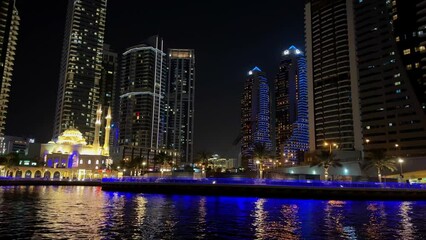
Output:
(310, 150), (342, 181)
(196, 151), (210, 169)
(131, 156), (144, 176)
(361, 149), (397, 182)
(253, 143), (270, 179)
(153, 152), (170, 172)
(0, 153), (20, 177)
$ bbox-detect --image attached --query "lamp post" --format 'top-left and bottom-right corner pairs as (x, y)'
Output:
(142, 161), (146, 176)
(255, 160), (261, 179)
(324, 142), (338, 154)
(398, 158), (404, 179)
(323, 141), (338, 181)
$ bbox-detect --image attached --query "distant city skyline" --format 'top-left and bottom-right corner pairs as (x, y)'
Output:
(7, 1), (305, 158)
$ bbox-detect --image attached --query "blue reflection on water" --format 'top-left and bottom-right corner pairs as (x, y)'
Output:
(0, 186), (426, 239)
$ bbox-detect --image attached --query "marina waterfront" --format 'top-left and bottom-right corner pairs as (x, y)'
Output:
(1, 185), (426, 239)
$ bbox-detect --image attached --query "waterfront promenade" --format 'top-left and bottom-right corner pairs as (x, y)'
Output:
(1, 176), (425, 200)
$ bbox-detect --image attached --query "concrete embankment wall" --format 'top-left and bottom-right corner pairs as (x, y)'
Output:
(101, 182), (426, 200)
(0, 179), (101, 186)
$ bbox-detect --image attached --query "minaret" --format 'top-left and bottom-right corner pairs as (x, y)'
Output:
(93, 104), (102, 149)
(103, 106), (112, 155)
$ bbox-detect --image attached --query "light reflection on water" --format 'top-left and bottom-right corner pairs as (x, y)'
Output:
(0, 186), (426, 239)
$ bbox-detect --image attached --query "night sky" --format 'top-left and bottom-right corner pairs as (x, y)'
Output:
(8, 1), (305, 158)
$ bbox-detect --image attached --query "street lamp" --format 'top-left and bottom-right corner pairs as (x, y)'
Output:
(142, 161), (146, 175)
(324, 142), (338, 153)
(398, 158), (404, 179)
(255, 160), (262, 179)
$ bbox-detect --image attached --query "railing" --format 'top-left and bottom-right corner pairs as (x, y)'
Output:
(101, 177), (426, 190)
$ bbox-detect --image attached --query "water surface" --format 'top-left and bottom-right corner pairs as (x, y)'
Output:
(0, 186), (425, 239)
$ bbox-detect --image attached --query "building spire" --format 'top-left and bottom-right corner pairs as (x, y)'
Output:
(103, 106), (112, 155)
(93, 104), (102, 149)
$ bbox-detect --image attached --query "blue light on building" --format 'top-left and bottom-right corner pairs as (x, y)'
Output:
(275, 46), (309, 164)
(241, 66), (272, 170)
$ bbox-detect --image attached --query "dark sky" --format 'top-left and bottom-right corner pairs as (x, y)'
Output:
(8, 1), (305, 158)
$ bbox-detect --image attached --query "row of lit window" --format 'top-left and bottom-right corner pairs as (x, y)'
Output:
(79, 159), (104, 165)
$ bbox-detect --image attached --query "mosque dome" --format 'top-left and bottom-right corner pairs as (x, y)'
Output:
(56, 128), (87, 145)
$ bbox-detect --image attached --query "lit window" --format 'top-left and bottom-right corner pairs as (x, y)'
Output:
(79, 160), (83, 164)
(406, 64), (412, 70)
(396, 89), (401, 93)
(403, 49), (411, 55)
(393, 14), (398, 20)
(96, 160), (99, 164)
(396, 36), (400, 42)
(420, 46), (426, 52)
(88, 160), (91, 164)
(395, 81), (401, 86)
(366, 126), (371, 130)
(415, 63), (420, 68)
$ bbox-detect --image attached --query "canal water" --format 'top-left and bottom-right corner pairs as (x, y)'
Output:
(0, 186), (425, 239)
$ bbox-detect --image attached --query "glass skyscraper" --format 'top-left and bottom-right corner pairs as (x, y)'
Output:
(118, 36), (167, 162)
(241, 67), (272, 170)
(53, 0), (107, 143)
(165, 49), (195, 165)
(0, 0), (19, 154)
(275, 46), (309, 164)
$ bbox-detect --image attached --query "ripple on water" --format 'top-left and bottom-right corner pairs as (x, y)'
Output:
(0, 186), (426, 239)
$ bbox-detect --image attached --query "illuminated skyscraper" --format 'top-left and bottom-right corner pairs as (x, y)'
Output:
(241, 67), (272, 170)
(165, 49), (195, 165)
(0, 0), (19, 153)
(53, 0), (107, 143)
(305, 0), (363, 154)
(275, 46), (309, 164)
(119, 36), (167, 162)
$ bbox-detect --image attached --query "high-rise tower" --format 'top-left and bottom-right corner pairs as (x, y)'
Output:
(119, 36), (167, 162)
(355, 0), (426, 157)
(165, 49), (195, 165)
(241, 67), (272, 170)
(275, 46), (309, 164)
(99, 44), (117, 150)
(305, 0), (362, 153)
(53, 0), (107, 143)
(0, 0), (19, 153)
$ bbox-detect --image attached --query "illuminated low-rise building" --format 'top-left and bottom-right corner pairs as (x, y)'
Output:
(40, 106), (113, 179)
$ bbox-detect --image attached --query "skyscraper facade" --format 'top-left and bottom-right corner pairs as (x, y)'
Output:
(305, 0), (363, 153)
(53, 0), (107, 143)
(0, 0), (19, 154)
(275, 46), (309, 164)
(355, 0), (426, 157)
(241, 67), (272, 170)
(99, 44), (117, 151)
(119, 36), (167, 162)
(391, 0), (426, 113)
(165, 49), (195, 165)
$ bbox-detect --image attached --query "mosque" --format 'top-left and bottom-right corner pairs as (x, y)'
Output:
(37, 105), (114, 179)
